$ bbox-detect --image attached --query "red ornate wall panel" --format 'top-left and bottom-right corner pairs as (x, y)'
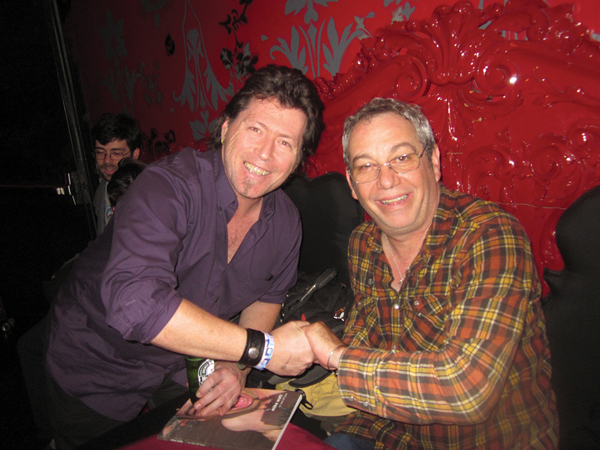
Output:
(61, 0), (600, 293)
(62, 0), (600, 152)
(309, 1), (600, 293)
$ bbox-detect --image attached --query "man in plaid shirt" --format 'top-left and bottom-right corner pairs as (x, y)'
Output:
(304, 98), (558, 449)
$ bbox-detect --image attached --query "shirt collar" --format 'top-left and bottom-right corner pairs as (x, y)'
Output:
(426, 184), (457, 253)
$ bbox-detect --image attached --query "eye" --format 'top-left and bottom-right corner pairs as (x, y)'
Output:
(278, 139), (299, 153)
(356, 163), (376, 172)
(393, 154), (410, 163)
(249, 126), (261, 133)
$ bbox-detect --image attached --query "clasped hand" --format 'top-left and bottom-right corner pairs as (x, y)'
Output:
(267, 320), (346, 375)
(191, 321), (347, 417)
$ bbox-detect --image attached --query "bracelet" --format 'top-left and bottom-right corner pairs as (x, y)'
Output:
(326, 344), (347, 371)
(238, 329), (265, 367)
(254, 332), (274, 370)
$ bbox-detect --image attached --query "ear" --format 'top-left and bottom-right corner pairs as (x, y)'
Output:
(345, 170), (358, 200)
(132, 148), (141, 160)
(431, 145), (441, 182)
(221, 119), (230, 143)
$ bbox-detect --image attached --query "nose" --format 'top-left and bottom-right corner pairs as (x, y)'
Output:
(257, 138), (276, 160)
(377, 163), (399, 189)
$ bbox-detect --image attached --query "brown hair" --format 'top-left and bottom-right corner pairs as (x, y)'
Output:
(209, 65), (325, 164)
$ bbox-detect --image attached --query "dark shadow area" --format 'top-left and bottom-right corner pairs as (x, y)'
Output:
(0, 0), (93, 448)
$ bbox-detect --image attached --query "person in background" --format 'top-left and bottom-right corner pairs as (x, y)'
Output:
(91, 113), (142, 235)
(43, 65), (324, 449)
(304, 98), (558, 449)
(107, 158), (148, 207)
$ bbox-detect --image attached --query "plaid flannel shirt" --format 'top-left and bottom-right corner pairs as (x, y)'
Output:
(336, 186), (558, 449)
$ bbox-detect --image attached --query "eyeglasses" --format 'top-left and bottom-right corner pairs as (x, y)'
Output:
(95, 150), (131, 161)
(349, 150), (425, 184)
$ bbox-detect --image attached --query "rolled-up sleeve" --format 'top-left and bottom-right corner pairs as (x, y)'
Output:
(101, 163), (197, 343)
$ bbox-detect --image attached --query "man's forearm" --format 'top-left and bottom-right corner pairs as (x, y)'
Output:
(238, 301), (281, 332)
(150, 298), (247, 361)
(151, 298), (315, 376)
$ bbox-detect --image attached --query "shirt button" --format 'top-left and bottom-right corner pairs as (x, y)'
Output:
(414, 300), (420, 306)
(394, 304), (400, 310)
(417, 312), (423, 318)
(392, 344), (397, 350)
(368, 278), (374, 286)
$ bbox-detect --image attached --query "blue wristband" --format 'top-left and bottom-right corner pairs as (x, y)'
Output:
(254, 332), (274, 370)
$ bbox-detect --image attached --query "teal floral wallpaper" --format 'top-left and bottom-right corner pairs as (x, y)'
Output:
(61, 0), (600, 159)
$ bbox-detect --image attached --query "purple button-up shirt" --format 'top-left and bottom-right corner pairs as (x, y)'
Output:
(45, 148), (301, 420)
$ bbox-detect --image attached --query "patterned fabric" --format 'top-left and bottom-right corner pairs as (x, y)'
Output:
(336, 185), (558, 449)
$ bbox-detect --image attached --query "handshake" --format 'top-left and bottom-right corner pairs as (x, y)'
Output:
(267, 321), (348, 377)
(187, 321), (347, 418)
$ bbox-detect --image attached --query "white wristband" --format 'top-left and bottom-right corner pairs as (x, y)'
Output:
(254, 332), (274, 370)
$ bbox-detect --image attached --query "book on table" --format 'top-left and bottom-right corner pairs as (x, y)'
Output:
(159, 388), (303, 450)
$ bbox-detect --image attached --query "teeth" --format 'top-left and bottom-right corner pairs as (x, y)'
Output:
(244, 162), (270, 176)
(381, 194), (408, 205)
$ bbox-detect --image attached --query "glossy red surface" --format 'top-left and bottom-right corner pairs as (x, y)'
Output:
(307, 0), (600, 295)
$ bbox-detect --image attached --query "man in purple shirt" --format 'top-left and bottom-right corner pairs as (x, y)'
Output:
(44, 65), (324, 449)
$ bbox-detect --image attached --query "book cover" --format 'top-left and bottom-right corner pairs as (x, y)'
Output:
(158, 388), (303, 450)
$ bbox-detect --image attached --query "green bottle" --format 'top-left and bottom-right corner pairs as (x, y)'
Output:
(184, 357), (215, 403)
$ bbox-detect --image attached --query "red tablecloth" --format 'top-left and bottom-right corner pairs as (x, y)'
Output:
(118, 423), (335, 450)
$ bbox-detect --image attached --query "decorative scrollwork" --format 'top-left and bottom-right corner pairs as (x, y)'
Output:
(310, 0), (600, 293)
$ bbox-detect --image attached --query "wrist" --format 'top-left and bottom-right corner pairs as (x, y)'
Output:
(254, 332), (274, 370)
(238, 329), (275, 371)
(327, 344), (347, 371)
(238, 329), (264, 367)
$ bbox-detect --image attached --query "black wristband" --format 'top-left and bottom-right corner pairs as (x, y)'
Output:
(238, 328), (265, 367)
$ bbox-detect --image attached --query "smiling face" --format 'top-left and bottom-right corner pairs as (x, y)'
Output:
(346, 112), (442, 240)
(221, 97), (307, 208)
